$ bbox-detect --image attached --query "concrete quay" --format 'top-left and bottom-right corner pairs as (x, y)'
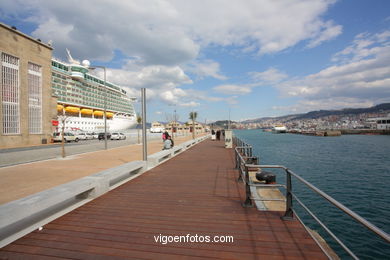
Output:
(288, 129), (390, 136)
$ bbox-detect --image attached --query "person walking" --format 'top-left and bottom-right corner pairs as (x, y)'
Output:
(211, 129), (216, 140)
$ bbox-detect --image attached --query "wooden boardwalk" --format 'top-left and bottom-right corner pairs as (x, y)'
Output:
(0, 140), (327, 259)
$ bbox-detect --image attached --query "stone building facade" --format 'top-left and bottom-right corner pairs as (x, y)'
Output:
(0, 23), (56, 148)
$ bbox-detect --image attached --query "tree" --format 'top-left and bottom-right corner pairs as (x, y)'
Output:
(189, 111), (197, 139)
(58, 115), (68, 158)
(137, 115), (142, 144)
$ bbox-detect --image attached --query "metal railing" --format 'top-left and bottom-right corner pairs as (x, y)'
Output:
(232, 136), (390, 260)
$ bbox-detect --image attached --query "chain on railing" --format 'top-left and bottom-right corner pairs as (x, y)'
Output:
(233, 136), (390, 260)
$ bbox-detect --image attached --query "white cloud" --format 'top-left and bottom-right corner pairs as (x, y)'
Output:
(275, 98), (376, 115)
(249, 68), (288, 85)
(103, 64), (192, 90)
(90, 63), (195, 105)
(1, 0), (341, 65)
(179, 101), (200, 107)
(274, 31), (390, 111)
(307, 20), (342, 48)
(186, 60), (227, 80)
(332, 31), (390, 63)
(213, 84), (252, 95)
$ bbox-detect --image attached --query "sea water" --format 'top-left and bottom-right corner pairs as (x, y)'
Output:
(234, 130), (390, 259)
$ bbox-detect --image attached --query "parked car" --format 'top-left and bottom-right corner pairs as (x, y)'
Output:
(98, 132), (111, 140)
(77, 133), (88, 140)
(92, 132), (99, 139)
(110, 132), (121, 140)
(119, 133), (126, 140)
(110, 132), (126, 140)
(53, 132), (79, 142)
(86, 133), (94, 140)
(150, 127), (164, 133)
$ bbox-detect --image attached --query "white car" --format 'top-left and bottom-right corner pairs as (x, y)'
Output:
(53, 132), (79, 142)
(77, 133), (88, 140)
(86, 133), (94, 140)
(150, 127), (164, 133)
(111, 132), (126, 140)
(110, 132), (121, 140)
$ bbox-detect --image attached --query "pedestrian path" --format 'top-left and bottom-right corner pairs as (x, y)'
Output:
(0, 135), (199, 204)
(0, 139), (327, 259)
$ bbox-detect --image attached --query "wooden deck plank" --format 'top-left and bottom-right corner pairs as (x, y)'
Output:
(0, 140), (327, 259)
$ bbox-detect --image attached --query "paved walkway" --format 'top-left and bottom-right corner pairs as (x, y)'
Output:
(0, 140), (327, 259)
(0, 135), (201, 204)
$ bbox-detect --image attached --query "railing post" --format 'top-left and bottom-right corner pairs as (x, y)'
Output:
(282, 169), (294, 220)
(242, 165), (253, 208)
(237, 161), (243, 182)
(235, 147), (243, 182)
(235, 149), (239, 170)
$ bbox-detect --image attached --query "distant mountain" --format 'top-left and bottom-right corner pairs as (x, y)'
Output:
(293, 103), (390, 120)
(241, 103), (390, 123)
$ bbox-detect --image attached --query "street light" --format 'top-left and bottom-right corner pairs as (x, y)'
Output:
(141, 88), (147, 161)
(228, 107), (231, 130)
(82, 60), (108, 150)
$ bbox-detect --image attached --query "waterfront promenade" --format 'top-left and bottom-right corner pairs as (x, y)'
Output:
(0, 135), (200, 204)
(0, 139), (327, 259)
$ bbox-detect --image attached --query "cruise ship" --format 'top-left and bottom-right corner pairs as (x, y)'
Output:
(52, 52), (137, 133)
(272, 124), (287, 133)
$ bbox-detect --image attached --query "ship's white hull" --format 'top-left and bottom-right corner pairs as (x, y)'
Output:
(109, 115), (137, 131)
(272, 126), (287, 133)
(57, 115), (137, 133)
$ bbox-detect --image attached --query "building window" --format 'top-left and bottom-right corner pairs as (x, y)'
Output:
(28, 62), (42, 134)
(1, 53), (20, 134)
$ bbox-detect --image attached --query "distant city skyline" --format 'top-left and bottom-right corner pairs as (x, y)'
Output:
(1, 0), (389, 123)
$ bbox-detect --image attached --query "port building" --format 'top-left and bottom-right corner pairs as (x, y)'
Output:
(0, 23), (56, 148)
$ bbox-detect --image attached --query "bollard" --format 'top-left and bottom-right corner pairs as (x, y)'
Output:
(255, 171), (276, 184)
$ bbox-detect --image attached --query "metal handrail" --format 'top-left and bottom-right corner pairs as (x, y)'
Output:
(233, 136), (390, 259)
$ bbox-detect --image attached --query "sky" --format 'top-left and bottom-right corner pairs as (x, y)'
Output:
(1, 0), (390, 123)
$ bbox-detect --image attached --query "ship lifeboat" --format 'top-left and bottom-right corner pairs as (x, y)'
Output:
(57, 104), (64, 112)
(93, 110), (104, 117)
(106, 112), (114, 118)
(65, 106), (80, 113)
(81, 108), (93, 116)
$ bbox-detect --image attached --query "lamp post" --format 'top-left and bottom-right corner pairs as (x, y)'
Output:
(228, 107), (231, 130)
(167, 103), (177, 141)
(141, 88), (147, 161)
(82, 60), (108, 150)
